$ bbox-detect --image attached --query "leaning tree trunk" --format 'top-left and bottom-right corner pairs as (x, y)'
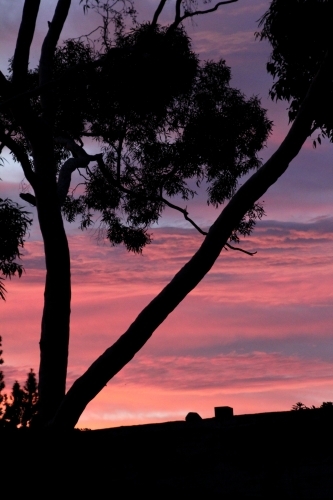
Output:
(49, 48), (332, 430)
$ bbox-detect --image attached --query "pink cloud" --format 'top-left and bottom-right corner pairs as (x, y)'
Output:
(2, 217), (333, 428)
(76, 350), (333, 429)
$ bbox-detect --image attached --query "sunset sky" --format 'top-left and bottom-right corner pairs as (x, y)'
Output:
(1, 0), (333, 429)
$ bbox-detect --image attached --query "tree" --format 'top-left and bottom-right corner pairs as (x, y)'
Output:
(0, 337), (38, 427)
(2, 373), (38, 428)
(0, 337), (5, 419)
(0, 0), (332, 430)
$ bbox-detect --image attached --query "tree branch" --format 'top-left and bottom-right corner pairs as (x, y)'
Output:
(12, 0), (41, 88)
(57, 158), (91, 206)
(55, 135), (90, 159)
(55, 136), (99, 204)
(225, 242), (256, 256)
(39, 0), (71, 123)
(161, 196), (256, 254)
(161, 196), (207, 235)
(20, 192), (37, 206)
(151, 0), (168, 28)
(169, 0), (238, 29)
(96, 153), (255, 253)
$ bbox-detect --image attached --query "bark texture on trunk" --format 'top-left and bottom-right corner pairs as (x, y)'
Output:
(49, 49), (332, 430)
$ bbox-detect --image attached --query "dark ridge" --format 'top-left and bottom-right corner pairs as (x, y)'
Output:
(2, 407), (333, 497)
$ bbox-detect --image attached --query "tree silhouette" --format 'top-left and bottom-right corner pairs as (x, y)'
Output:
(0, 337), (5, 419)
(256, 0), (333, 146)
(0, 0), (332, 429)
(291, 402), (309, 411)
(0, 338), (38, 428)
(0, 199), (32, 299)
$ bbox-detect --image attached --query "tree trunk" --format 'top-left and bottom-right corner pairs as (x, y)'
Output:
(33, 143), (71, 426)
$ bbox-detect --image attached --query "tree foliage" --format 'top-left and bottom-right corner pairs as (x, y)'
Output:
(0, 198), (32, 300)
(291, 401), (333, 411)
(257, 0), (333, 144)
(0, 337), (4, 418)
(2, 16), (271, 256)
(0, 337), (38, 428)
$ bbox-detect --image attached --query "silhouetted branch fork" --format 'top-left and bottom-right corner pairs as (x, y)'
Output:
(161, 196), (207, 235)
(170, 0), (239, 29)
(55, 136), (102, 203)
(55, 136), (90, 158)
(96, 152), (254, 252)
(57, 158), (91, 205)
(162, 196), (255, 254)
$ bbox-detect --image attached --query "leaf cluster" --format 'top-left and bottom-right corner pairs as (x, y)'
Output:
(55, 26), (271, 250)
(257, 0), (333, 141)
(0, 198), (32, 299)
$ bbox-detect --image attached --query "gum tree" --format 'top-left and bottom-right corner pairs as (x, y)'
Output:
(1, 0), (331, 429)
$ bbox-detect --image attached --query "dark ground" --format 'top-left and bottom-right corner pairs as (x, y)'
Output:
(1, 409), (333, 498)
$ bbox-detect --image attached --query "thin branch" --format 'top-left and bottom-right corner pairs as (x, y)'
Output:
(72, 181), (86, 194)
(169, 0), (238, 29)
(20, 192), (36, 206)
(12, 0), (41, 88)
(161, 196), (207, 235)
(55, 137), (102, 205)
(55, 136), (99, 204)
(116, 135), (124, 183)
(57, 157), (91, 205)
(151, 0), (168, 27)
(225, 242), (256, 256)
(95, 153), (255, 254)
(162, 196), (255, 254)
(39, 0), (71, 122)
(77, 170), (89, 182)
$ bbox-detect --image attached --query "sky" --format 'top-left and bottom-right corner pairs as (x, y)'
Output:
(1, 0), (333, 429)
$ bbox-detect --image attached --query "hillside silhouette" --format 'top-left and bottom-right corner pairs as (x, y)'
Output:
(2, 406), (333, 497)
